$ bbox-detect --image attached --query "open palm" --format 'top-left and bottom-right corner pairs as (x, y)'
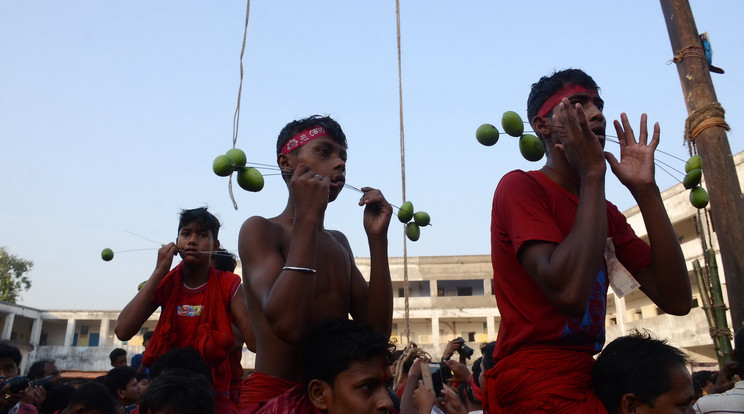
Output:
(605, 113), (659, 190)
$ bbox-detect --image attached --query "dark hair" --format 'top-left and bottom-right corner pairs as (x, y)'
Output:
(40, 384), (75, 413)
(139, 370), (214, 414)
(135, 371), (148, 383)
(303, 319), (395, 387)
(471, 356), (483, 388)
(212, 247), (237, 272)
(592, 331), (689, 413)
(27, 359), (54, 380)
(178, 207), (220, 242)
(527, 68), (601, 133)
(65, 382), (119, 413)
(480, 341), (496, 372)
(109, 348), (127, 364)
(149, 347), (213, 385)
(143, 330), (154, 342)
(103, 366), (138, 399)
(0, 342), (22, 367)
(276, 115), (347, 156)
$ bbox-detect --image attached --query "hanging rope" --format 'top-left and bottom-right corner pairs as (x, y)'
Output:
(684, 102), (730, 144)
(228, 0), (251, 210)
(395, 0), (411, 345)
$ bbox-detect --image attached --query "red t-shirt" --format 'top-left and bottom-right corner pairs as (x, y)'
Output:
(151, 269), (241, 395)
(490, 170), (651, 361)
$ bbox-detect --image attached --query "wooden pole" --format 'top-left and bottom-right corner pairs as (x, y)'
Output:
(660, 0), (744, 330)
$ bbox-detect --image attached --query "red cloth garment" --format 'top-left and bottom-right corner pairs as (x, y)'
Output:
(143, 263), (240, 397)
(238, 371), (300, 413)
(469, 374), (484, 404)
(483, 345), (607, 413)
(252, 385), (322, 414)
(490, 170), (651, 362)
(229, 349), (244, 406)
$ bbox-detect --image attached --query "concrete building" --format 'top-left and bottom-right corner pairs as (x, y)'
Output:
(2, 151), (741, 375)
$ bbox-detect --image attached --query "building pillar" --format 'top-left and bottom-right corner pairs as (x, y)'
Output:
(614, 294), (627, 335)
(431, 315), (440, 357)
(1, 313), (15, 340)
(29, 318), (42, 345)
(486, 315), (497, 341)
(99, 318), (110, 347)
(64, 319), (76, 348)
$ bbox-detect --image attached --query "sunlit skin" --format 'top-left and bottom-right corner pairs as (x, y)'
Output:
(310, 357), (394, 414)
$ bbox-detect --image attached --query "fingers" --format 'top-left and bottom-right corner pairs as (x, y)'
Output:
(620, 113), (637, 145)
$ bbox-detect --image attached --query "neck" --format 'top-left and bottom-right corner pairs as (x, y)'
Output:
(182, 261), (211, 287)
(541, 154), (580, 196)
(281, 197), (325, 230)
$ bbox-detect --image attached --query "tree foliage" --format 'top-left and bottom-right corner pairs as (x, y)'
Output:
(0, 247), (33, 303)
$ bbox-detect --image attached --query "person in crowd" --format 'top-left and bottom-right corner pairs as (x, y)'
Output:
(139, 370), (214, 414)
(108, 351), (127, 370)
(56, 382), (119, 414)
(103, 367), (140, 414)
(693, 326), (744, 413)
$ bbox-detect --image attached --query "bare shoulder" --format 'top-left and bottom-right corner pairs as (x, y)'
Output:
(238, 216), (284, 258)
(326, 229), (353, 252)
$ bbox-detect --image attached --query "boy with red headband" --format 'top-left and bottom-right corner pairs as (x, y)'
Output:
(487, 69), (691, 412)
(237, 115), (393, 412)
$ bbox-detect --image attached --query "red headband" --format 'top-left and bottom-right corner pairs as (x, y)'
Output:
(279, 126), (330, 154)
(536, 84), (597, 118)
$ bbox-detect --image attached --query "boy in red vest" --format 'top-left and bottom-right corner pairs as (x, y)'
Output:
(115, 207), (253, 414)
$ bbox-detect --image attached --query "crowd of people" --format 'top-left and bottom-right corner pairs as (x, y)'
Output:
(2, 68), (742, 413)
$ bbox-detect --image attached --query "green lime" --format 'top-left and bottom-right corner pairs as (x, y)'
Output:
(413, 211), (431, 227)
(406, 222), (420, 242)
(519, 134), (545, 162)
(101, 248), (114, 262)
(683, 169), (702, 189)
(685, 155), (703, 173)
(237, 167), (264, 192)
(502, 111), (524, 137)
(689, 186), (709, 209)
(226, 148), (247, 167)
(397, 201), (414, 223)
(213, 155), (235, 177)
(476, 124), (500, 146)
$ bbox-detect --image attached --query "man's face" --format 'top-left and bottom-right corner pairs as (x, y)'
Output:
(0, 357), (19, 379)
(118, 377), (141, 405)
(290, 136), (347, 202)
(112, 355), (127, 368)
(629, 364), (696, 414)
(44, 362), (62, 384)
(545, 89), (607, 150)
(176, 223), (216, 266)
(322, 357), (393, 414)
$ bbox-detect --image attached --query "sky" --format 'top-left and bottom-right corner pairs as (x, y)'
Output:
(1, 1), (743, 310)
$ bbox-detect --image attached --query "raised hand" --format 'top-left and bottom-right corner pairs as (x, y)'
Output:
(359, 187), (392, 238)
(605, 113), (659, 191)
(290, 163), (330, 221)
(552, 98), (607, 179)
(155, 242), (178, 274)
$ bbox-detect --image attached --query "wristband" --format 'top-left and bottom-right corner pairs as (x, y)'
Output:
(282, 266), (317, 274)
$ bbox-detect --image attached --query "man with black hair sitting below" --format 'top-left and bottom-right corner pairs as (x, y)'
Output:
(692, 326), (744, 413)
(592, 330), (695, 413)
(139, 369), (214, 414)
(109, 350), (127, 369)
(256, 319), (396, 414)
(56, 382), (119, 414)
(103, 367), (140, 414)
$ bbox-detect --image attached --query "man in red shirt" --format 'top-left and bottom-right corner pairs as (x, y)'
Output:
(487, 69), (691, 413)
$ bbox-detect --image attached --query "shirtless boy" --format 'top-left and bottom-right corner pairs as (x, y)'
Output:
(237, 115), (393, 412)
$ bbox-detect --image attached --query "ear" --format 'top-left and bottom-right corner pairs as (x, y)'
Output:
(117, 388), (127, 401)
(531, 115), (552, 137)
(214, 239), (220, 250)
(308, 379), (332, 411)
(278, 153), (292, 170)
(619, 393), (642, 414)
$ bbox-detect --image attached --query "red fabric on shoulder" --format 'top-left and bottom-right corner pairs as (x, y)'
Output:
(238, 371), (300, 411)
(483, 345), (607, 413)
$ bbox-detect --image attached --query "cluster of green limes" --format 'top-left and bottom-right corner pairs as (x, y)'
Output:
(212, 148), (264, 192)
(397, 201), (431, 242)
(683, 155), (708, 209)
(476, 111), (544, 162)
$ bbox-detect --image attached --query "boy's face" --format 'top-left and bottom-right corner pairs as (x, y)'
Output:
(112, 355), (127, 368)
(318, 357), (393, 414)
(176, 223), (217, 266)
(623, 363), (695, 414)
(288, 135), (347, 201)
(118, 377), (141, 405)
(0, 357), (18, 378)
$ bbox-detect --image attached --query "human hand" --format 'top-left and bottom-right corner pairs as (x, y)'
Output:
(442, 340), (460, 361)
(441, 384), (467, 414)
(552, 98), (607, 179)
(413, 380), (436, 412)
(155, 242), (178, 274)
(444, 360), (471, 385)
(359, 187), (392, 238)
(408, 357), (431, 380)
(21, 384), (45, 408)
(709, 361), (738, 394)
(605, 113), (659, 192)
(290, 163), (330, 222)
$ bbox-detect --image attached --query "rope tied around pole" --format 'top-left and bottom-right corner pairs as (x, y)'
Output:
(684, 102), (730, 144)
(710, 327), (733, 339)
(667, 45), (705, 64)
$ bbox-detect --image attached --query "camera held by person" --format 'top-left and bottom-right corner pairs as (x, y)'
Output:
(442, 337), (475, 364)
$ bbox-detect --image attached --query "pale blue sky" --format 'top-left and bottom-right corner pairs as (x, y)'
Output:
(2, 1), (742, 309)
